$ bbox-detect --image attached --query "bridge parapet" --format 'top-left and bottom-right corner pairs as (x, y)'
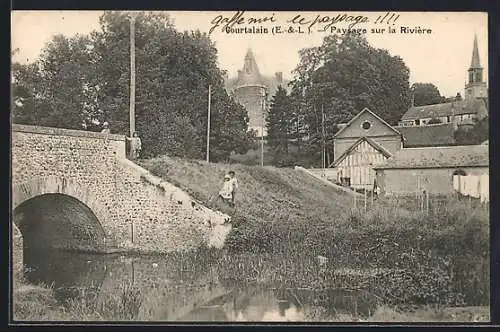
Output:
(12, 124), (125, 141)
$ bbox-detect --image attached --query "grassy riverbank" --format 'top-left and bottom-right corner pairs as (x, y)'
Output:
(140, 156), (490, 308)
(12, 156), (490, 322)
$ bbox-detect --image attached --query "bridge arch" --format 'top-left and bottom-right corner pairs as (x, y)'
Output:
(12, 176), (111, 252)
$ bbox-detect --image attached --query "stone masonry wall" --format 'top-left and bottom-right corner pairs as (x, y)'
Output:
(12, 125), (125, 248)
(112, 159), (232, 253)
(11, 124), (231, 256)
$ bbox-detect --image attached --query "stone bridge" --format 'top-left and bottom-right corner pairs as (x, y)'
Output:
(11, 124), (231, 269)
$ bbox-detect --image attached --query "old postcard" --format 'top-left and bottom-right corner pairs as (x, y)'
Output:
(10, 10), (490, 323)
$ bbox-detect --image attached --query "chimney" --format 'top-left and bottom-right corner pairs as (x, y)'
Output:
(455, 92), (462, 101)
(275, 72), (283, 84)
(237, 70), (243, 80)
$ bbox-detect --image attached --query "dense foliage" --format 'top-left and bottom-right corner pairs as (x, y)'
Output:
(266, 86), (293, 155)
(11, 11), (254, 161)
(411, 83), (445, 107)
(258, 33), (411, 167)
(454, 116), (489, 145)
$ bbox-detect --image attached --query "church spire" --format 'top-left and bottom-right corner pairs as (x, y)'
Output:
(470, 33), (482, 69)
(465, 34), (487, 100)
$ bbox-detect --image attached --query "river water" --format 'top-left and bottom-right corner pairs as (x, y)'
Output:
(22, 249), (380, 321)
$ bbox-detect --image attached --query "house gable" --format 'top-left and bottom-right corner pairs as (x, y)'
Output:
(331, 137), (393, 167)
(334, 108), (401, 139)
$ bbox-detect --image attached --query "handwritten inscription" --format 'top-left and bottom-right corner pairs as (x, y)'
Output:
(209, 11), (276, 35)
(286, 13), (369, 32)
(209, 11), (369, 35)
(208, 12), (432, 37)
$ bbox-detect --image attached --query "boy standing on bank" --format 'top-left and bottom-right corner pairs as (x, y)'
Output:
(228, 171), (238, 207)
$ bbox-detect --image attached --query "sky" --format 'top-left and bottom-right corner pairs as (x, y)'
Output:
(11, 11), (488, 97)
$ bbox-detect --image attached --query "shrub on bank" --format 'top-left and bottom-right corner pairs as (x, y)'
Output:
(139, 156), (489, 308)
(221, 197), (489, 307)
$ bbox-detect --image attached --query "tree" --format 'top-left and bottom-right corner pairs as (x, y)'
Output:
(92, 11), (253, 161)
(266, 86), (293, 154)
(411, 83), (445, 106)
(11, 62), (39, 124)
(289, 33), (411, 166)
(11, 11), (253, 162)
(11, 34), (100, 129)
(454, 116), (489, 145)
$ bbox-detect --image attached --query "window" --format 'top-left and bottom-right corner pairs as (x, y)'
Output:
(476, 72), (482, 83)
(415, 119), (420, 126)
(453, 169), (467, 176)
(361, 121), (371, 130)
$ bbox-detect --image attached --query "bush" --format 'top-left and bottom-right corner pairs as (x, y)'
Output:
(139, 156), (489, 308)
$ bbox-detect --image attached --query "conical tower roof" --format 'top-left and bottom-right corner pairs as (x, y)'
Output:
(470, 34), (482, 69)
(234, 48), (266, 88)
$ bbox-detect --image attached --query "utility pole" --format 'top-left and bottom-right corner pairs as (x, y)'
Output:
(410, 86), (415, 107)
(206, 84), (211, 163)
(129, 12), (138, 144)
(32, 88), (36, 124)
(322, 104), (326, 177)
(261, 88), (266, 167)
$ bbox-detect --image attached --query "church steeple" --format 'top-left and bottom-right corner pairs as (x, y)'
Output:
(470, 34), (481, 69)
(465, 34), (487, 99)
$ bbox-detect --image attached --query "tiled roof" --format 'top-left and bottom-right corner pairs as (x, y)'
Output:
(394, 123), (455, 147)
(234, 49), (266, 88)
(337, 123), (348, 130)
(225, 48), (290, 96)
(401, 98), (486, 121)
(374, 145), (489, 169)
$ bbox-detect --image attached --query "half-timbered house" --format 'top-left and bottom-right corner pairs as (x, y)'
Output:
(330, 108), (403, 190)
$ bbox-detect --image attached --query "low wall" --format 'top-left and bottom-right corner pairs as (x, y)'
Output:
(308, 168), (338, 182)
(377, 166), (489, 196)
(295, 166), (362, 197)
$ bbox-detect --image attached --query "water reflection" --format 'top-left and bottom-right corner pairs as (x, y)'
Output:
(23, 248), (107, 304)
(22, 249), (377, 321)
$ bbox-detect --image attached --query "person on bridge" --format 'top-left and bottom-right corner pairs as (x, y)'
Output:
(101, 121), (110, 134)
(126, 131), (142, 160)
